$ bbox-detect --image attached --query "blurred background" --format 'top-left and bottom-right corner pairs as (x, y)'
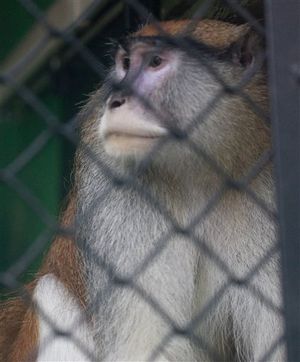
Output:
(0, 0), (263, 291)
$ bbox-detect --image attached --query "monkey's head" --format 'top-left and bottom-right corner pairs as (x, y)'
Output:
(96, 20), (268, 174)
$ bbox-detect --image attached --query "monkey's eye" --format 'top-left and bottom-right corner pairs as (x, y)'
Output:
(122, 56), (130, 71)
(149, 55), (162, 68)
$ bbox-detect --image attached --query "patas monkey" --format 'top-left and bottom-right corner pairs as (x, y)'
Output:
(0, 19), (283, 362)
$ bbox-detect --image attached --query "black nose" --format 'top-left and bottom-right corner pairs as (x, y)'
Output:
(109, 95), (126, 109)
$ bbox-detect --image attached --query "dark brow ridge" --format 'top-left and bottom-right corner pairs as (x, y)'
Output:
(117, 35), (233, 63)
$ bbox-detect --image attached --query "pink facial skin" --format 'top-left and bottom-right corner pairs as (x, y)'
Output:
(114, 41), (180, 99)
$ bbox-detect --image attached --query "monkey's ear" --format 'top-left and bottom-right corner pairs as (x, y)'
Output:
(231, 26), (264, 67)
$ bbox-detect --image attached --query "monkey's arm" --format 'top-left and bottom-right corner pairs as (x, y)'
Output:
(0, 193), (88, 362)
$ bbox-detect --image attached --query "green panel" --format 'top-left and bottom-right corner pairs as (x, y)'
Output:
(0, 92), (64, 285)
(0, 0), (54, 61)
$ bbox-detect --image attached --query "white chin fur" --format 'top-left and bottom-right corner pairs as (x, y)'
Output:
(99, 102), (167, 159)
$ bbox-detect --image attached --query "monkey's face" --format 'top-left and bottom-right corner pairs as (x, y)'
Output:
(98, 27), (264, 166)
(99, 35), (224, 162)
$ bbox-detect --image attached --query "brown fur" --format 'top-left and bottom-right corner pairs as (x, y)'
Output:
(8, 306), (39, 362)
(136, 19), (249, 48)
(0, 286), (36, 362)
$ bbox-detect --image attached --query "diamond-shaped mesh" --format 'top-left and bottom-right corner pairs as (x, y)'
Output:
(0, 1), (299, 361)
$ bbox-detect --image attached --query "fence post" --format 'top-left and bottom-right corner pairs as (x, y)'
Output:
(265, 1), (300, 360)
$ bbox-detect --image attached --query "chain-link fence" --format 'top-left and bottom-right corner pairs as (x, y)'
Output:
(0, 0), (299, 361)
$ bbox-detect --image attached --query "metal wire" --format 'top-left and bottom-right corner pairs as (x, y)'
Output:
(1, 0), (297, 361)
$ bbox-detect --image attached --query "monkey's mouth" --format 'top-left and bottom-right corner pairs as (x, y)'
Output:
(105, 131), (161, 141)
(99, 105), (168, 158)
